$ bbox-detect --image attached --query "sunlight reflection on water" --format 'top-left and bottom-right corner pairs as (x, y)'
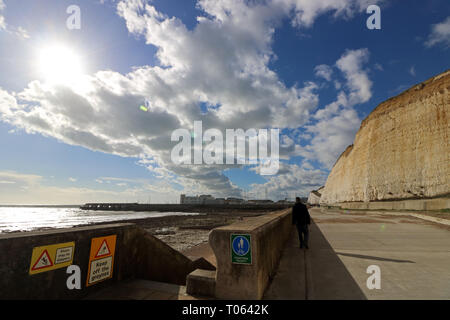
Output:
(0, 207), (200, 233)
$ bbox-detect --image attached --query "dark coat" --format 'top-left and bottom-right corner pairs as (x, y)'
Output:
(292, 202), (311, 226)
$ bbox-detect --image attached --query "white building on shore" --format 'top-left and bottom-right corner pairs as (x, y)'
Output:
(180, 194), (221, 204)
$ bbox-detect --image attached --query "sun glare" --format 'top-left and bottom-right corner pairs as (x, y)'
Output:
(37, 45), (85, 85)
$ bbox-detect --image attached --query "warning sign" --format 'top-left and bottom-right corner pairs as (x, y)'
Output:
(86, 235), (116, 286)
(88, 256), (113, 284)
(95, 240), (110, 258)
(55, 246), (74, 264)
(32, 250), (53, 270)
(29, 242), (75, 275)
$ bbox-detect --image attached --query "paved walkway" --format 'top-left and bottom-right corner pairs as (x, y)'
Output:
(86, 208), (450, 300)
(264, 208), (450, 299)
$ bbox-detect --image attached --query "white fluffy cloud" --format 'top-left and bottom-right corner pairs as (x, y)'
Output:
(304, 108), (362, 168)
(249, 163), (327, 199)
(301, 48), (373, 169)
(314, 64), (333, 81)
(425, 16), (450, 49)
(0, 0), (29, 38)
(274, 0), (383, 27)
(0, 171), (183, 205)
(0, 0), (6, 30)
(335, 48), (372, 105)
(0, 0), (377, 201)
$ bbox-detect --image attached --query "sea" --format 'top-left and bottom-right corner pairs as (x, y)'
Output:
(0, 206), (200, 233)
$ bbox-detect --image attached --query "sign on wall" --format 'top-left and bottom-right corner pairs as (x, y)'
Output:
(29, 242), (75, 275)
(86, 235), (117, 286)
(231, 234), (252, 265)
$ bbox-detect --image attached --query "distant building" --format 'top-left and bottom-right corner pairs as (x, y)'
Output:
(180, 194), (225, 204)
(247, 199), (274, 204)
(226, 197), (245, 204)
(200, 194), (217, 204)
(277, 198), (294, 205)
(180, 194), (203, 204)
(214, 198), (226, 204)
(180, 194), (282, 205)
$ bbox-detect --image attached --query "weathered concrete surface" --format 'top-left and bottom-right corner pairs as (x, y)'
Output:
(338, 197), (450, 211)
(0, 223), (215, 299)
(128, 227), (215, 286)
(309, 208), (450, 299)
(263, 228), (307, 300)
(264, 208), (450, 299)
(0, 223), (136, 299)
(320, 70), (450, 205)
(263, 222), (366, 300)
(86, 279), (196, 300)
(209, 209), (291, 299)
(186, 269), (216, 297)
(183, 242), (217, 267)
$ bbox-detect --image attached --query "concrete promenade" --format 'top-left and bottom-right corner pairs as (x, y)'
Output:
(264, 207), (450, 299)
(84, 207), (450, 300)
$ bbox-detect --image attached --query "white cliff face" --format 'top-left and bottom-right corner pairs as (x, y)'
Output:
(308, 187), (324, 205)
(320, 70), (450, 205)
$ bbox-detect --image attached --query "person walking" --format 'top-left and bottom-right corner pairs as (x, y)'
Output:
(292, 197), (311, 249)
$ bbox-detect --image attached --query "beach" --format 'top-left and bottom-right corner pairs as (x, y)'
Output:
(0, 206), (281, 256)
(109, 210), (272, 253)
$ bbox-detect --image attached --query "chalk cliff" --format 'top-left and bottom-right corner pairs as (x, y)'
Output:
(308, 186), (324, 205)
(320, 70), (450, 205)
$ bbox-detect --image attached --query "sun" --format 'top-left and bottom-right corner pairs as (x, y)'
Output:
(37, 44), (85, 85)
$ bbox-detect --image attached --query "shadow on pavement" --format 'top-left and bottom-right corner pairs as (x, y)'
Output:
(306, 221), (367, 299)
(335, 252), (415, 264)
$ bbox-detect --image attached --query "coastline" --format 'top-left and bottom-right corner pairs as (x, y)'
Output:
(1, 209), (278, 253)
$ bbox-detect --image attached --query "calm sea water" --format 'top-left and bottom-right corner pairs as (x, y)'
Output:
(0, 207), (200, 233)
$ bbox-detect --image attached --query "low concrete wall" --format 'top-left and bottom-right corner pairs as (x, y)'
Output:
(127, 227), (215, 285)
(0, 223), (214, 299)
(209, 209), (292, 299)
(337, 197), (450, 211)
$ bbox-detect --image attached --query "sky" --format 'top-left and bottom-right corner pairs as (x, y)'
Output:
(0, 0), (449, 204)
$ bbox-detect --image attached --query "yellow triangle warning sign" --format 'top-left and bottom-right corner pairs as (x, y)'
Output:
(95, 240), (111, 258)
(32, 249), (53, 271)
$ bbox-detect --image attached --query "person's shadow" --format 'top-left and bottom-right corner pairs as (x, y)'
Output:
(305, 221), (367, 299)
(264, 220), (367, 300)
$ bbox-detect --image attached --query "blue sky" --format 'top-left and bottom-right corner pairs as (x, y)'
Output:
(0, 0), (449, 204)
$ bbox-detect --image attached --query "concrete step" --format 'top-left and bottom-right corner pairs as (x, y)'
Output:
(186, 269), (216, 297)
(85, 279), (190, 300)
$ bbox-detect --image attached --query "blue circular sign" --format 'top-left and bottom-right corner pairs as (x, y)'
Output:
(232, 236), (250, 256)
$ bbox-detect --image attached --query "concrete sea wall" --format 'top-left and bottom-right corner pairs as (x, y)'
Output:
(337, 197), (450, 211)
(208, 209), (292, 299)
(0, 223), (214, 299)
(1, 209), (295, 299)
